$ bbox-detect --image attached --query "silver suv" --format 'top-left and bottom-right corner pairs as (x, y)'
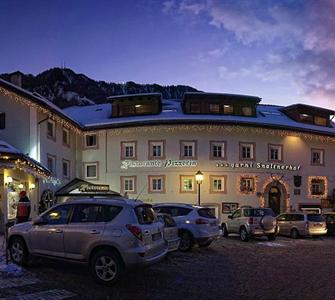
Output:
(8, 198), (167, 285)
(153, 203), (221, 251)
(222, 207), (278, 242)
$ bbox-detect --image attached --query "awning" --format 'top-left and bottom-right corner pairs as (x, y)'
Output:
(55, 178), (122, 197)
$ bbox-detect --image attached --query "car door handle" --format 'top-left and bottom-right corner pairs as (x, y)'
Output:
(90, 230), (100, 234)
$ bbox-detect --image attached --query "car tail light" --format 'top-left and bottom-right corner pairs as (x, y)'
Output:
(248, 217), (254, 225)
(126, 224), (143, 241)
(196, 218), (209, 225)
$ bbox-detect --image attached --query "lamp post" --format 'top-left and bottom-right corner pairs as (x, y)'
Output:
(195, 170), (204, 206)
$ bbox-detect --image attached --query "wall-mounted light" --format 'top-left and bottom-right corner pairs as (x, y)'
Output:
(29, 183), (36, 190)
(5, 176), (13, 189)
(18, 183), (24, 189)
(6, 176), (13, 184)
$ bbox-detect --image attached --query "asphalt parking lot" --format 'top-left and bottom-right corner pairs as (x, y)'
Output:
(1, 235), (335, 300)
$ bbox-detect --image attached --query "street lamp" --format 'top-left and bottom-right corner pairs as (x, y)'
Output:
(195, 170), (204, 206)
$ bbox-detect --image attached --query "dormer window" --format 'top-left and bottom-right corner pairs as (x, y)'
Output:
(242, 106), (252, 116)
(209, 103), (220, 113)
(314, 116), (327, 126)
(300, 113), (313, 123)
(223, 104), (234, 114)
(190, 103), (201, 113)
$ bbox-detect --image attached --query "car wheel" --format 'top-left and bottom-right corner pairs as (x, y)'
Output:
(290, 228), (299, 239)
(267, 234), (276, 241)
(240, 227), (249, 242)
(90, 250), (123, 285)
(198, 240), (212, 248)
(9, 237), (29, 266)
(178, 230), (194, 252)
(222, 224), (229, 237)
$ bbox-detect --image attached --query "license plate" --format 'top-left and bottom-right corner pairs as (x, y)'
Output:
(152, 232), (162, 241)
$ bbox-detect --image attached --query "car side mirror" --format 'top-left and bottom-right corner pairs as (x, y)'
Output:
(228, 215), (233, 219)
(32, 216), (47, 226)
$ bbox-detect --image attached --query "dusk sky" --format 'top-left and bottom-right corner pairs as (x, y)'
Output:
(0, 0), (334, 108)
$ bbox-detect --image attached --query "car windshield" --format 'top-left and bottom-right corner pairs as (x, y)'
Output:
(198, 208), (216, 219)
(247, 208), (275, 217)
(135, 205), (157, 224)
(307, 214), (324, 222)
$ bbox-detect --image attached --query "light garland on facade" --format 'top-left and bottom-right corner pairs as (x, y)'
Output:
(237, 174), (258, 195)
(307, 176), (328, 199)
(0, 87), (81, 134)
(106, 124), (335, 144)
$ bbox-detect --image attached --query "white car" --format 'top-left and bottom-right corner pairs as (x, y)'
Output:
(153, 203), (221, 251)
(8, 198), (167, 285)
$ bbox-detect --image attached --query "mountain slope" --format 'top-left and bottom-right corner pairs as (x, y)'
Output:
(0, 68), (199, 108)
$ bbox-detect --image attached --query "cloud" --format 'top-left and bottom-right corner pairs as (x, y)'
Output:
(162, 0), (335, 105)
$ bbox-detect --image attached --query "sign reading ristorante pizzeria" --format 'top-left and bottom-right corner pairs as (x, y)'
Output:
(121, 159), (197, 170)
(216, 162), (301, 171)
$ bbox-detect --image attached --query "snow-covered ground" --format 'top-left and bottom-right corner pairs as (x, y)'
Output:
(0, 235), (24, 277)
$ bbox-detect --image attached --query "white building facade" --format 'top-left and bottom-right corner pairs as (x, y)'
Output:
(1, 75), (335, 224)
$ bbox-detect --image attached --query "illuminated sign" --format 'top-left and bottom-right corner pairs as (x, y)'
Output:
(121, 159), (198, 170)
(216, 162), (301, 171)
(79, 184), (110, 192)
(42, 177), (62, 186)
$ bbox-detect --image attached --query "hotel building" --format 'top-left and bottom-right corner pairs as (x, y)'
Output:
(1, 73), (335, 227)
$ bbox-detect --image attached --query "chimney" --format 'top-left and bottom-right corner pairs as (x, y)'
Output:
(9, 71), (23, 87)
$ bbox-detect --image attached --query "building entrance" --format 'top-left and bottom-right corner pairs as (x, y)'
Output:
(268, 187), (281, 215)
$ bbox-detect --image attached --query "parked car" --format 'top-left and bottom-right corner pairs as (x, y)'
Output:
(322, 212), (335, 235)
(276, 212), (327, 238)
(153, 203), (221, 251)
(222, 207), (278, 242)
(157, 213), (180, 252)
(8, 198), (167, 285)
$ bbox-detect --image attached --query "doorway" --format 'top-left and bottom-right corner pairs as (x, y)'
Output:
(268, 187), (281, 215)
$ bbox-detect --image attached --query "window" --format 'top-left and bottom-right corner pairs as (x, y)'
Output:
(209, 103), (220, 113)
(180, 140), (197, 159)
(239, 142), (255, 160)
(268, 144), (283, 162)
(121, 176), (136, 194)
(148, 140), (165, 159)
(210, 141), (226, 159)
(121, 141), (137, 159)
(42, 205), (73, 225)
(85, 134), (97, 148)
(300, 113), (313, 123)
(148, 175), (165, 193)
(47, 120), (56, 140)
(47, 154), (56, 174)
(70, 204), (122, 223)
(62, 159), (70, 179)
(314, 116), (327, 126)
(310, 178), (325, 195)
(242, 106), (252, 116)
(232, 209), (241, 218)
(84, 162), (98, 179)
(135, 205), (157, 224)
(311, 149), (324, 165)
(154, 206), (192, 217)
(190, 102), (201, 113)
(62, 128), (70, 147)
(210, 175), (226, 193)
(180, 175), (195, 193)
(0, 112), (5, 129)
(240, 177), (255, 193)
(223, 104), (234, 114)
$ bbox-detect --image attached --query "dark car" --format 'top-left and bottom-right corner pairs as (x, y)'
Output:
(322, 212), (335, 235)
(157, 213), (180, 252)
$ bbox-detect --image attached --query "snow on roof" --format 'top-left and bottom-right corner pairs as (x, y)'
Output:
(63, 99), (335, 136)
(0, 140), (21, 154)
(107, 93), (161, 100)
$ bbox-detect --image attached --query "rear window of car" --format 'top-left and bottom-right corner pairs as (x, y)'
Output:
(158, 214), (176, 227)
(307, 214), (324, 222)
(245, 208), (275, 217)
(197, 208), (216, 219)
(135, 205), (157, 224)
